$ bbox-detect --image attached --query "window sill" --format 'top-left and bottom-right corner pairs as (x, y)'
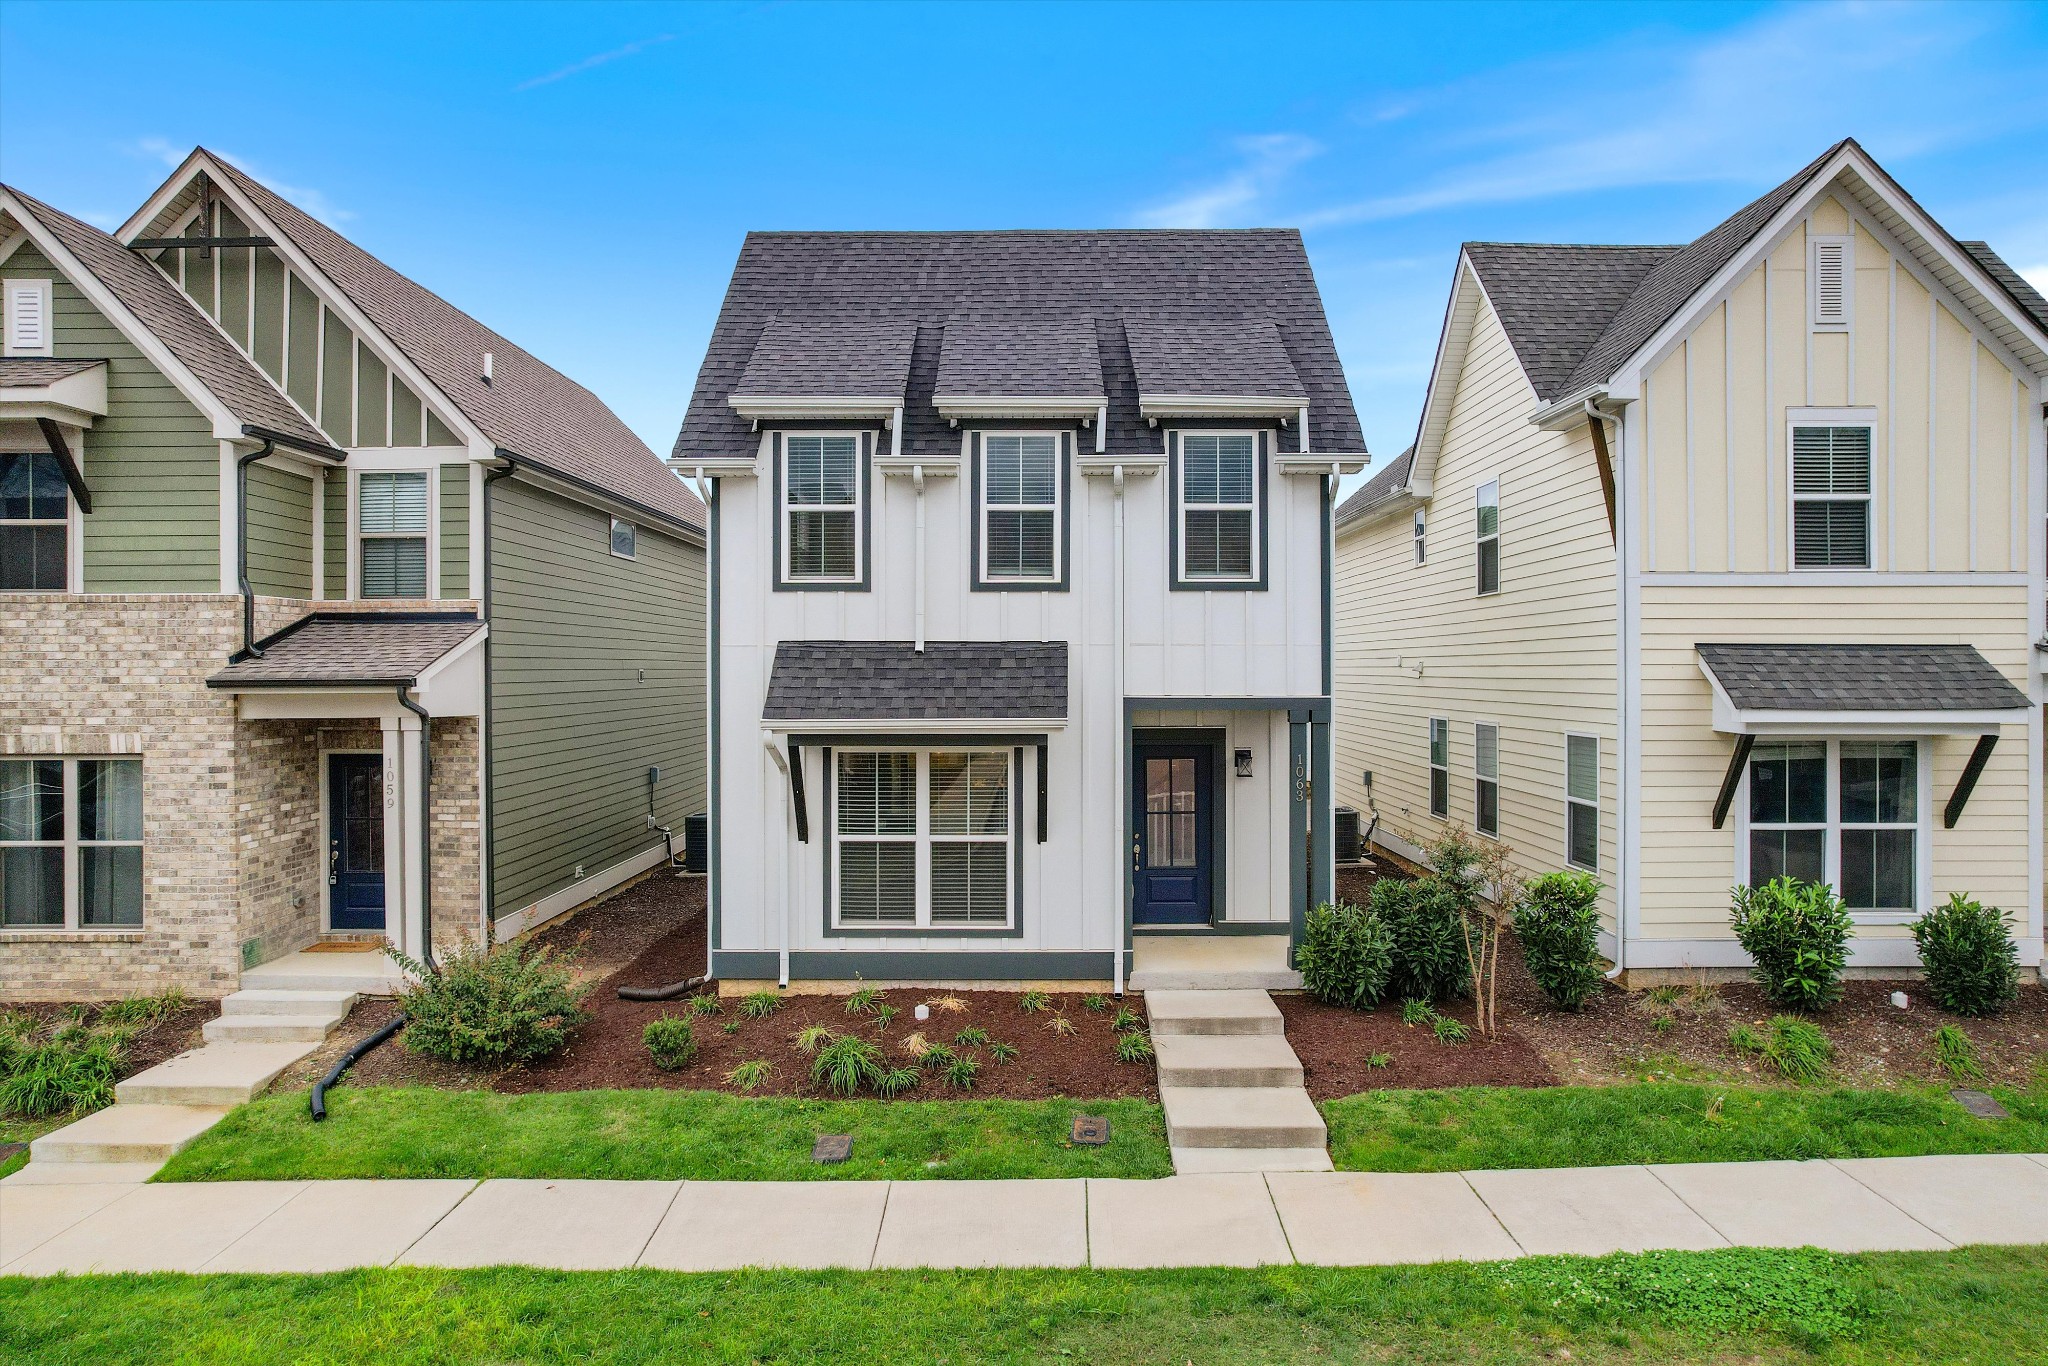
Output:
(0, 928), (146, 943)
(1849, 911), (1920, 927)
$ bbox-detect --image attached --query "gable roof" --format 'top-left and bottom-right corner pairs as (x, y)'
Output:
(1463, 244), (1677, 402)
(2, 184), (336, 454)
(675, 230), (1363, 463)
(1960, 241), (2048, 334)
(1333, 445), (1415, 529)
(190, 153), (702, 531)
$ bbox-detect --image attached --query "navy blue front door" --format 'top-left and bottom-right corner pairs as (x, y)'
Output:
(327, 755), (387, 931)
(1132, 745), (1213, 925)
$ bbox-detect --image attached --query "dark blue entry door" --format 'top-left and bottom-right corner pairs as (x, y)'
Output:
(1132, 745), (1213, 925)
(327, 755), (387, 931)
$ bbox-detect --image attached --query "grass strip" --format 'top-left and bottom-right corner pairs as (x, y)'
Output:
(155, 1086), (1171, 1183)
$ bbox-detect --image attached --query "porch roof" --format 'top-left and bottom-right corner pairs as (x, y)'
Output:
(1696, 642), (2030, 734)
(762, 640), (1068, 725)
(207, 611), (483, 689)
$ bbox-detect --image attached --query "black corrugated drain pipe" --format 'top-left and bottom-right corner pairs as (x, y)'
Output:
(396, 685), (437, 975)
(310, 1013), (404, 1120)
(235, 440), (275, 658)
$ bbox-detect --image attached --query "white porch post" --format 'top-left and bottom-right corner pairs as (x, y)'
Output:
(379, 717), (410, 957)
(395, 711), (427, 959)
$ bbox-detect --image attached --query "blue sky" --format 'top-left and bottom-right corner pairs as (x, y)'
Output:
(4, 0), (2045, 494)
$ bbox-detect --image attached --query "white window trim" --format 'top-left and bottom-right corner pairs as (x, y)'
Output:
(0, 756), (144, 931)
(830, 746), (1014, 931)
(1564, 732), (1599, 872)
(1786, 416), (1875, 572)
(781, 430), (864, 585)
(1176, 429), (1262, 582)
(1412, 508), (1426, 565)
(1427, 717), (1449, 819)
(1808, 233), (1852, 332)
(0, 447), (81, 592)
(1474, 721), (1501, 837)
(3, 276), (54, 356)
(1475, 477), (1501, 596)
(978, 430), (1062, 583)
(610, 517), (638, 560)
(347, 463), (440, 600)
(1734, 737), (1932, 925)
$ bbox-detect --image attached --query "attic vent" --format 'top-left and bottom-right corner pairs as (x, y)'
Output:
(1810, 236), (1851, 329)
(3, 278), (53, 356)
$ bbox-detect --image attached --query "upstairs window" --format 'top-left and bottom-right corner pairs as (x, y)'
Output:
(1427, 718), (1449, 819)
(1412, 509), (1427, 565)
(781, 434), (863, 585)
(1475, 480), (1500, 595)
(1566, 734), (1599, 872)
(1809, 235), (1851, 329)
(610, 517), (637, 560)
(357, 470), (430, 598)
(834, 748), (1013, 930)
(978, 433), (1062, 585)
(1475, 722), (1500, 836)
(3, 278), (53, 356)
(1, 451), (70, 591)
(1791, 425), (1871, 569)
(1177, 433), (1261, 585)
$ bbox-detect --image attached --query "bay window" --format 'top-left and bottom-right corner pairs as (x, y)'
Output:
(1741, 738), (1923, 919)
(1, 757), (144, 929)
(833, 748), (1013, 930)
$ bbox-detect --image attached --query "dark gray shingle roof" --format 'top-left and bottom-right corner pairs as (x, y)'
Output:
(734, 319), (917, 399)
(1124, 315), (1306, 400)
(201, 154), (703, 530)
(1960, 241), (2048, 334)
(208, 612), (483, 687)
(1464, 245), (1677, 401)
(0, 357), (106, 385)
(762, 641), (1068, 722)
(1333, 445), (1415, 528)
(675, 231), (1363, 463)
(4, 185), (335, 453)
(1696, 643), (2029, 713)
(935, 316), (1105, 399)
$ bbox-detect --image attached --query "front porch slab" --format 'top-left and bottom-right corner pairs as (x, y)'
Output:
(1131, 935), (1301, 991)
(1086, 1174), (1292, 1268)
(645, 1181), (890, 1270)
(240, 950), (412, 997)
(204, 1179), (478, 1273)
(871, 1179), (1087, 1269)
(1266, 1171), (1522, 1265)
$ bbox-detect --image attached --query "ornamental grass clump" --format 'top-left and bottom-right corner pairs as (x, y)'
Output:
(811, 1033), (884, 1095)
(641, 1016), (698, 1072)
(1728, 877), (1851, 1012)
(388, 940), (587, 1066)
(1516, 871), (1607, 1011)
(1295, 900), (1394, 1010)
(0, 1024), (123, 1117)
(1728, 1015), (1834, 1083)
(1910, 893), (2020, 1018)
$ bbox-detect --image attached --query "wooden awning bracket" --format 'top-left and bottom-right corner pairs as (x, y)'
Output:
(788, 740), (809, 844)
(1711, 734), (1755, 830)
(1943, 734), (1998, 829)
(34, 417), (91, 513)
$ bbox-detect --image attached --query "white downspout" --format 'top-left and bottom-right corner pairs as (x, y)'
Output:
(763, 731), (791, 989)
(1112, 463), (1127, 999)
(1094, 403), (1107, 454)
(1586, 401), (1630, 983)
(692, 468), (715, 981)
(913, 464), (926, 653)
(1297, 405), (1310, 454)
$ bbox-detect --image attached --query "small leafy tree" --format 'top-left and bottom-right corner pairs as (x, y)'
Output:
(1421, 827), (1516, 1037)
(1728, 878), (1852, 1012)
(1910, 893), (2020, 1018)
(1295, 900), (1394, 1009)
(1517, 871), (1607, 1011)
(388, 939), (587, 1065)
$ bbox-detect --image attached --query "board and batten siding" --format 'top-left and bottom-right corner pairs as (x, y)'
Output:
(1333, 293), (1620, 935)
(7, 241), (218, 590)
(488, 478), (706, 919)
(1636, 195), (2033, 576)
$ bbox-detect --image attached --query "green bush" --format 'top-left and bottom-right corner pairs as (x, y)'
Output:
(0, 1025), (122, 1116)
(1728, 877), (1852, 1011)
(812, 1033), (884, 1095)
(1911, 893), (2020, 1018)
(1373, 877), (1470, 1003)
(641, 1016), (698, 1071)
(1295, 900), (1394, 1009)
(1516, 871), (1607, 1010)
(389, 940), (587, 1066)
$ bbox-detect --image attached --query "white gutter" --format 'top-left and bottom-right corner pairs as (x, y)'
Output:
(913, 464), (927, 653)
(1112, 463), (1127, 999)
(1095, 403), (1107, 454)
(763, 731), (792, 988)
(1297, 405), (1309, 454)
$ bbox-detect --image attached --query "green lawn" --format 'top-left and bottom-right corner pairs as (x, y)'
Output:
(5, 1246), (2046, 1364)
(0, 1112), (69, 1181)
(1325, 1080), (2048, 1172)
(155, 1087), (1172, 1183)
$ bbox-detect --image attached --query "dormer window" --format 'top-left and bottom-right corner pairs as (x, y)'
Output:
(1173, 432), (1265, 589)
(779, 433), (867, 588)
(974, 432), (1066, 589)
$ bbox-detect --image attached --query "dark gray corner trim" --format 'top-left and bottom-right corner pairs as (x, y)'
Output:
(1167, 428), (1271, 593)
(772, 429), (874, 592)
(1125, 696), (1331, 721)
(969, 428), (1073, 593)
(712, 949), (1117, 981)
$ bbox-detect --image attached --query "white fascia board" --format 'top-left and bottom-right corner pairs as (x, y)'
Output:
(1407, 255), (1489, 492)
(933, 395), (1106, 421)
(1529, 384), (1621, 431)
(876, 456), (961, 477)
(0, 365), (109, 420)
(667, 455), (759, 479)
(1137, 393), (1304, 418)
(770, 717), (1068, 734)
(728, 394), (901, 422)
(513, 462), (705, 546)
(1334, 488), (1419, 541)
(1077, 455), (1165, 477)
(1275, 454), (1368, 476)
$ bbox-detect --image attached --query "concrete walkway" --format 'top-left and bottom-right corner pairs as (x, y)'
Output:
(5, 1154), (2043, 1275)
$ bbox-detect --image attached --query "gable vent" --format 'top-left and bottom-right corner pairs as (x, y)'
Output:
(4, 279), (52, 355)
(1810, 236), (1850, 329)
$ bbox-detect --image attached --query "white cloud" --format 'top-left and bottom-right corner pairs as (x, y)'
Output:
(120, 138), (353, 226)
(130, 136), (187, 169)
(517, 33), (675, 91)
(2022, 265), (2048, 293)
(1130, 134), (1321, 229)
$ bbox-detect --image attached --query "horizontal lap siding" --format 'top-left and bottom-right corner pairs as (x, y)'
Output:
(489, 479), (706, 917)
(245, 463), (313, 598)
(1636, 584), (2033, 941)
(440, 465), (470, 598)
(1334, 297), (1619, 929)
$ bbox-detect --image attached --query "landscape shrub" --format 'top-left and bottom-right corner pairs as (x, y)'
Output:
(0, 1025), (123, 1116)
(1727, 1015), (1833, 1083)
(389, 940), (587, 1066)
(811, 1033), (884, 1094)
(1910, 893), (2020, 1018)
(1373, 876), (1470, 1003)
(1516, 871), (1607, 1011)
(1931, 1023), (1981, 1081)
(641, 1017), (698, 1071)
(1728, 877), (1851, 1011)
(1295, 900), (1395, 1009)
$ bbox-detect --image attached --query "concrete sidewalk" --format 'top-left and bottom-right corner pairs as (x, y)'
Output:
(4, 1154), (2044, 1275)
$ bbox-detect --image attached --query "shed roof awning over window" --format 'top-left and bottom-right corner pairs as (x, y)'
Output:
(933, 315), (1106, 419)
(1124, 314), (1307, 418)
(1696, 642), (2030, 735)
(728, 319), (918, 421)
(762, 641), (1067, 730)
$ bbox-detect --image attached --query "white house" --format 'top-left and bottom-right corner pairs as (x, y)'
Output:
(1333, 139), (2048, 980)
(672, 231), (1366, 989)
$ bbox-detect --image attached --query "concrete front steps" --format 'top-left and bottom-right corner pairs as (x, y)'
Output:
(28, 1104), (230, 1166)
(1148, 987), (1331, 1174)
(1130, 934), (1303, 991)
(240, 949), (409, 997)
(202, 989), (357, 1045)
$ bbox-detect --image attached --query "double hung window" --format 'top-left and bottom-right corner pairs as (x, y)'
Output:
(1476, 480), (1500, 594)
(1427, 718), (1449, 819)
(834, 749), (1013, 929)
(1412, 509), (1427, 565)
(1743, 739), (1920, 917)
(1474, 723), (1500, 837)
(980, 434), (1060, 582)
(783, 434), (862, 582)
(1791, 426), (1872, 569)
(610, 518), (637, 559)
(357, 470), (429, 598)
(1178, 433), (1259, 581)
(1, 757), (144, 929)
(1565, 734), (1599, 871)
(1, 451), (69, 591)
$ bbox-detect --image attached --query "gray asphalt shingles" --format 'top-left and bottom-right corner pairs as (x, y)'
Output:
(1696, 642), (2029, 713)
(762, 641), (1069, 722)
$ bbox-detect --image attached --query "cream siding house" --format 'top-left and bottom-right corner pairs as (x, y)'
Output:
(1335, 139), (2048, 978)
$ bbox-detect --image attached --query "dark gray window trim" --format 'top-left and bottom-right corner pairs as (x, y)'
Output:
(1130, 725), (1229, 925)
(969, 429), (1072, 592)
(714, 949), (1112, 981)
(820, 739), (1029, 939)
(773, 429), (873, 592)
(1167, 428), (1270, 592)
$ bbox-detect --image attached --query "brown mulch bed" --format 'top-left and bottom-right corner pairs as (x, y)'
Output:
(1, 998), (218, 1081)
(1280, 994), (1557, 1100)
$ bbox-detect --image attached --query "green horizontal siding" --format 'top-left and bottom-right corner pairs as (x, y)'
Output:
(440, 464), (470, 597)
(488, 479), (705, 918)
(323, 470), (348, 599)
(8, 242), (220, 591)
(245, 462), (314, 598)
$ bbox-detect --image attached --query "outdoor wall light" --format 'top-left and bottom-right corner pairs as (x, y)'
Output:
(1234, 748), (1254, 778)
